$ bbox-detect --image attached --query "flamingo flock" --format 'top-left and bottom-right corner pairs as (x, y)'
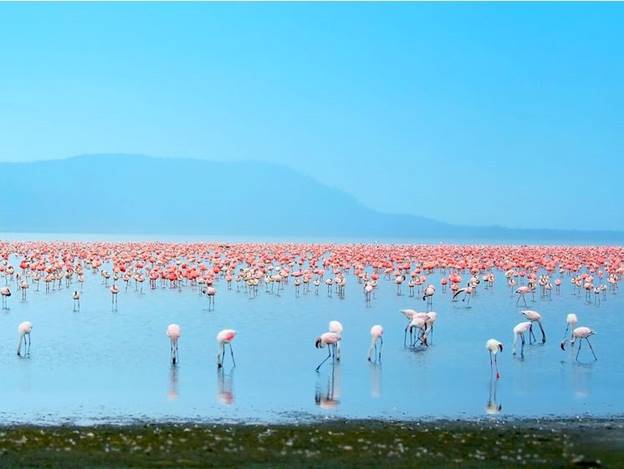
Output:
(0, 241), (616, 382)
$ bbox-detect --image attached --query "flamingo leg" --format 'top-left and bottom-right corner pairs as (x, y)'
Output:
(494, 354), (500, 379)
(378, 336), (383, 361)
(315, 347), (332, 372)
(586, 338), (597, 360)
(229, 343), (236, 367)
(538, 321), (546, 344)
(576, 338), (583, 361)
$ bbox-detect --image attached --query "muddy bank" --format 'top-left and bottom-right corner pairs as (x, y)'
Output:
(0, 419), (622, 467)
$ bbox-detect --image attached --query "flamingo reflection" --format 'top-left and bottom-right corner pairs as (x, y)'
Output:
(315, 364), (341, 409)
(485, 375), (502, 415)
(168, 365), (179, 400)
(217, 367), (235, 406)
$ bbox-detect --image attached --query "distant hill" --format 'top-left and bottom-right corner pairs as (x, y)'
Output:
(1, 154), (623, 242)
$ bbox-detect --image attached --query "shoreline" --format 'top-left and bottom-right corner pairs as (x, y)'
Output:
(1, 419), (622, 467)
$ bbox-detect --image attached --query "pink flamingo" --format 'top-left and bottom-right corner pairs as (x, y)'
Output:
(72, 290), (80, 311)
(111, 284), (119, 307)
(1, 286), (11, 309)
(452, 285), (473, 306)
(512, 321), (532, 358)
(486, 338), (503, 379)
(561, 326), (597, 361)
(520, 310), (546, 344)
(167, 324), (181, 364)
(422, 284), (435, 309)
(561, 313), (578, 343)
(314, 332), (341, 371)
(216, 329), (236, 368)
(328, 320), (343, 361)
(515, 285), (532, 306)
(367, 325), (384, 362)
(17, 321), (33, 356)
(205, 286), (216, 309)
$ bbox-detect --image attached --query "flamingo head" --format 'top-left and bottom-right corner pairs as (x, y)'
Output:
(314, 337), (323, 349)
(498, 343), (503, 352)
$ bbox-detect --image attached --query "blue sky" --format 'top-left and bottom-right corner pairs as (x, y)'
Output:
(0, 3), (622, 231)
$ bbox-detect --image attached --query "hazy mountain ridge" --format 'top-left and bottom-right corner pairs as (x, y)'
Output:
(1, 154), (622, 241)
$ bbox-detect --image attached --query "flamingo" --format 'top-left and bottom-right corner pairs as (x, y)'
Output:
(367, 325), (383, 362)
(328, 320), (343, 361)
(167, 323), (181, 364)
(561, 326), (597, 361)
(1, 286), (11, 309)
(408, 315), (429, 347)
(205, 286), (216, 309)
(515, 286), (531, 306)
(19, 281), (28, 301)
(452, 285), (473, 305)
(520, 310), (546, 344)
(512, 321), (532, 358)
(72, 290), (80, 311)
(111, 284), (119, 307)
(422, 284), (435, 309)
(17, 321), (33, 356)
(216, 329), (236, 368)
(425, 311), (438, 342)
(486, 338), (503, 379)
(364, 282), (374, 303)
(314, 332), (341, 371)
(561, 313), (578, 342)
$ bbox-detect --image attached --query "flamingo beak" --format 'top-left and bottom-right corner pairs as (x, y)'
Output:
(560, 341), (566, 351)
(315, 338), (322, 348)
(498, 344), (503, 352)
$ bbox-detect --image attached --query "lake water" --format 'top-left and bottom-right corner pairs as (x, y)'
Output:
(0, 238), (622, 425)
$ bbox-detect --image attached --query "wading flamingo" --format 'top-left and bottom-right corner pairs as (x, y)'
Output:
(111, 285), (119, 307)
(205, 286), (216, 309)
(486, 339), (503, 379)
(422, 284), (435, 309)
(512, 321), (532, 358)
(515, 286), (532, 306)
(1, 286), (11, 309)
(328, 320), (343, 361)
(72, 290), (80, 311)
(367, 325), (383, 362)
(167, 323), (181, 364)
(561, 326), (597, 361)
(452, 285), (473, 306)
(408, 315), (429, 347)
(17, 321), (33, 356)
(520, 310), (546, 344)
(217, 329), (236, 368)
(19, 281), (28, 301)
(561, 313), (578, 342)
(314, 332), (341, 371)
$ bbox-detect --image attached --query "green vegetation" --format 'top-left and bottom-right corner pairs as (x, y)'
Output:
(0, 419), (621, 468)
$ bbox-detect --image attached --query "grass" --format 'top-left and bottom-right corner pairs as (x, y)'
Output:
(0, 419), (622, 468)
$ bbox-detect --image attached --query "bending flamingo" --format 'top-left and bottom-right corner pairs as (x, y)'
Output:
(17, 321), (33, 356)
(367, 325), (383, 362)
(216, 329), (236, 368)
(486, 338), (503, 379)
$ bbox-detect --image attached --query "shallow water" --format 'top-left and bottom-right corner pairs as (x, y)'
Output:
(0, 254), (622, 425)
